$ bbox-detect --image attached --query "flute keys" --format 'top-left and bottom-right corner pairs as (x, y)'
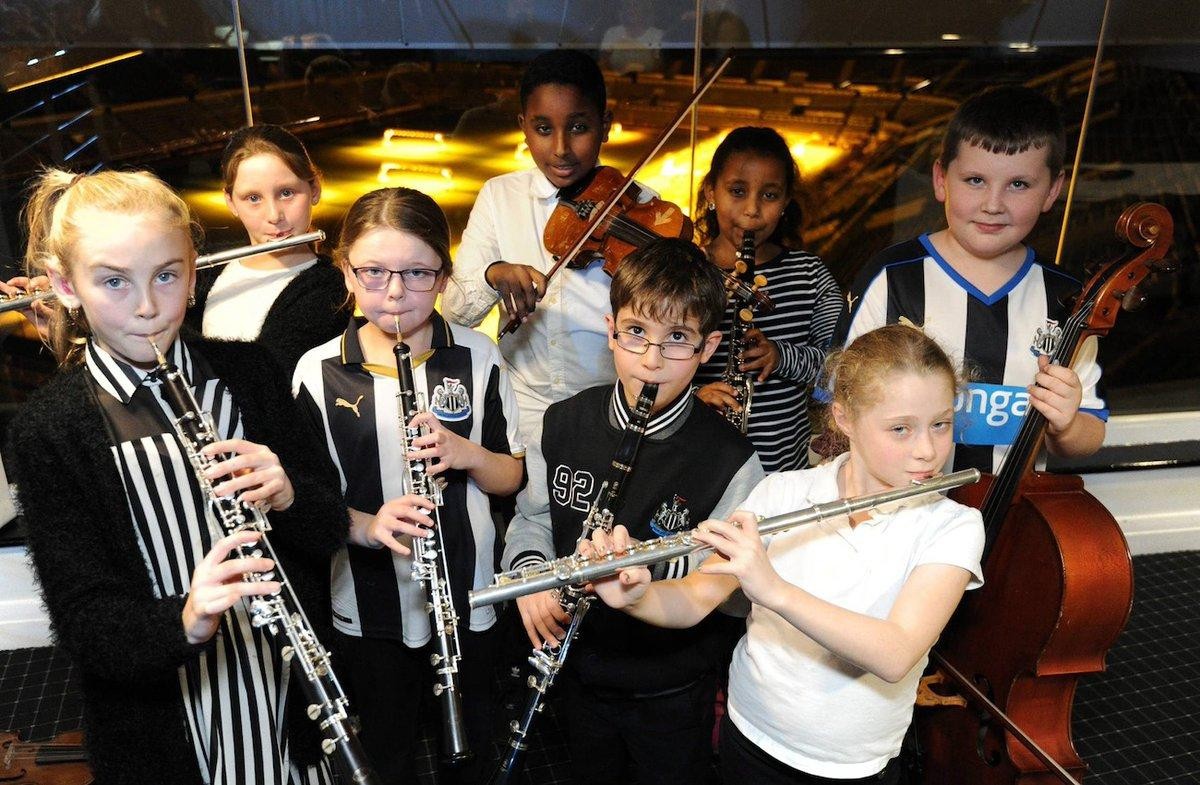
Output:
(308, 704), (322, 720)
(321, 739), (336, 755)
(282, 645), (295, 662)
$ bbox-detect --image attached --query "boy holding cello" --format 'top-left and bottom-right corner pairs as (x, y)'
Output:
(835, 85), (1106, 475)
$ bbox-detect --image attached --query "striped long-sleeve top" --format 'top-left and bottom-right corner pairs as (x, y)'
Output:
(695, 248), (844, 473)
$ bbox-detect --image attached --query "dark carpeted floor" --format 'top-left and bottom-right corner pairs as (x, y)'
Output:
(2, 551), (1197, 784)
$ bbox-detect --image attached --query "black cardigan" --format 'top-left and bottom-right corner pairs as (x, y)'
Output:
(188, 253), (350, 372)
(9, 336), (349, 785)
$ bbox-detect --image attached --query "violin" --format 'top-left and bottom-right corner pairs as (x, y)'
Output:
(498, 56), (735, 338)
(543, 165), (692, 276)
(916, 203), (1175, 784)
(0, 730), (92, 785)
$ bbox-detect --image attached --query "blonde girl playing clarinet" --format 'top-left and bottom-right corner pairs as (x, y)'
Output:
(588, 324), (985, 784)
(10, 168), (348, 785)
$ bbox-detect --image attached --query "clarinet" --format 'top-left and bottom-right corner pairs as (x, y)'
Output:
(147, 339), (379, 785)
(393, 322), (471, 765)
(721, 229), (765, 433)
(488, 382), (660, 785)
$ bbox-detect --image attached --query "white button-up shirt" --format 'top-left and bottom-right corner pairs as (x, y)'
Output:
(442, 167), (619, 463)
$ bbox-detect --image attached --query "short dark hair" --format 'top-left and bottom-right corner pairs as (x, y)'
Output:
(940, 85), (1066, 174)
(520, 49), (606, 116)
(610, 238), (726, 335)
(697, 126), (804, 249)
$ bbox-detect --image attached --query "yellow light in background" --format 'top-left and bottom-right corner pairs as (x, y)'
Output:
(382, 128), (446, 145)
(6, 49), (143, 92)
(610, 122), (623, 140)
(378, 162), (453, 182)
(514, 141), (529, 162)
(373, 163), (476, 208)
(641, 130), (844, 221)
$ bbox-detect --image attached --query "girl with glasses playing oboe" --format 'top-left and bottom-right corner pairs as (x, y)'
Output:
(292, 187), (524, 785)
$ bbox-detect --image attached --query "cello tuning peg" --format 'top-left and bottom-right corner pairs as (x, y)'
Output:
(733, 261), (748, 275)
(753, 274), (767, 287)
(738, 308), (754, 322)
(1121, 285), (1148, 311)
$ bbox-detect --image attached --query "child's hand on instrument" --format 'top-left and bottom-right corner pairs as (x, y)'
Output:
(202, 438), (295, 511)
(407, 411), (480, 475)
(485, 262), (546, 323)
(1, 275), (53, 342)
(740, 328), (780, 382)
(1028, 355), (1084, 436)
(360, 495), (436, 555)
(516, 589), (571, 650)
(694, 511), (785, 609)
(696, 381), (742, 414)
(582, 525), (651, 609)
(182, 530), (280, 644)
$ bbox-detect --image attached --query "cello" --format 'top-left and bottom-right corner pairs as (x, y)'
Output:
(916, 202), (1175, 784)
(0, 730), (92, 785)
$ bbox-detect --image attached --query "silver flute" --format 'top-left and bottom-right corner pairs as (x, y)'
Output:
(148, 338), (379, 785)
(471, 469), (981, 609)
(393, 319), (470, 765)
(0, 231), (324, 314)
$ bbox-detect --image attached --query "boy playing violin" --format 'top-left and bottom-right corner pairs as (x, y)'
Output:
(442, 50), (658, 511)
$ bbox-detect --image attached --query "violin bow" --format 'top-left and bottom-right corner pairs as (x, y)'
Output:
(499, 53), (736, 338)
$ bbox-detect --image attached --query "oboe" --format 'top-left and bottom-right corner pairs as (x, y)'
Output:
(0, 231), (325, 315)
(393, 319), (470, 764)
(487, 382), (660, 785)
(147, 338), (379, 785)
(721, 229), (766, 433)
(471, 469), (981, 609)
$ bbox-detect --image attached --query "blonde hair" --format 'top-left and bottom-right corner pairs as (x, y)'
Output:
(23, 168), (198, 366)
(823, 323), (961, 437)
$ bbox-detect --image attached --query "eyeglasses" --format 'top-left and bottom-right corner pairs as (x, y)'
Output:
(350, 266), (442, 292)
(612, 330), (703, 360)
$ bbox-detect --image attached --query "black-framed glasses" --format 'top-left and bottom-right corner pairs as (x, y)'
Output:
(350, 266), (442, 292)
(612, 330), (703, 360)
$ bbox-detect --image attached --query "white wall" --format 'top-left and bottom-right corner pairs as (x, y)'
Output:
(1, 410), (1196, 651)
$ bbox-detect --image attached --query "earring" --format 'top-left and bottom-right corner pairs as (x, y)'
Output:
(67, 307), (80, 324)
(706, 201), (716, 212)
(187, 294), (197, 308)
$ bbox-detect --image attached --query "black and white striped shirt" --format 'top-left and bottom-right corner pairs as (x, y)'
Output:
(86, 338), (330, 785)
(292, 314), (523, 645)
(695, 248), (843, 473)
(836, 235), (1107, 474)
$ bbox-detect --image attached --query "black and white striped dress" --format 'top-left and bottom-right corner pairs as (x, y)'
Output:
(87, 338), (331, 785)
(696, 248), (844, 473)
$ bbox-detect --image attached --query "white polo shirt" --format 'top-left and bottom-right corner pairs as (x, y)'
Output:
(726, 454), (984, 778)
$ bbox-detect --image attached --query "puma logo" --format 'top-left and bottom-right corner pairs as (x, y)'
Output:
(653, 207), (675, 226)
(336, 394), (364, 418)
